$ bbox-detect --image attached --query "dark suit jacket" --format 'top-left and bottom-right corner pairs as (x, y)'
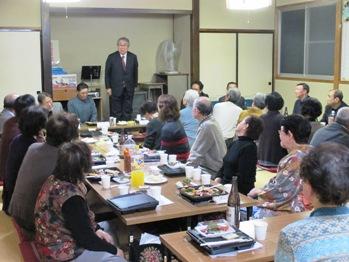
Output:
(258, 111), (287, 165)
(105, 51), (138, 97)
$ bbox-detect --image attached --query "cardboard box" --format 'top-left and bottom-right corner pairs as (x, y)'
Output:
(52, 74), (77, 101)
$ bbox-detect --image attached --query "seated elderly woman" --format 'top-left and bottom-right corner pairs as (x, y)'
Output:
(179, 89), (199, 147)
(300, 97), (323, 142)
(275, 143), (349, 260)
(248, 114), (311, 218)
(9, 112), (79, 234)
(35, 141), (125, 261)
(0, 94), (35, 181)
(2, 105), (47, 213)
(140, 101), (163, 150)
(237, 93), (266, 124)
(215, 116), (264, 195)
(158, 94), (190, 161)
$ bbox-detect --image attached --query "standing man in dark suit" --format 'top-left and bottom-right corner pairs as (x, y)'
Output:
(105, 37), (138, 120)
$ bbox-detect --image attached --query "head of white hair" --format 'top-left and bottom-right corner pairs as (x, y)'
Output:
(183, 89), (199, 107)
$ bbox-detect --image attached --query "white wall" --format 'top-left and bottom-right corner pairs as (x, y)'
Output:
(51, 14), (174, 82)
(0, 32), (42, 104)
(0, 0), (41, 28)
(200, 33), (237, 100)
(51, 14), (174, 118)
(200, 0), (275, 29)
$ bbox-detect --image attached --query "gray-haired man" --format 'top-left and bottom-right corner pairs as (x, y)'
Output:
(105, 37), (138, 120)
(187, 97), (226, 174)
(311, 107), (349, 148)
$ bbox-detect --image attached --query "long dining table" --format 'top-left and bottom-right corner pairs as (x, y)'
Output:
(85, 161), (261, 227)
(160, 211), (310, 262)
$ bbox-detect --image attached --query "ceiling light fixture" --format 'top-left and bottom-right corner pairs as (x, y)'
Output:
(44, 0), (80, 3)
(226, 0), (272, 10)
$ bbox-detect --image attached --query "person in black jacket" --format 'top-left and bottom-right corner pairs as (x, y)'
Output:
(258, 92), (288, 165)
(105, 37), (138, 121)
(140, 101), (163, 150)
(320, 89), (348, 125)
(215, 116), (263, 195)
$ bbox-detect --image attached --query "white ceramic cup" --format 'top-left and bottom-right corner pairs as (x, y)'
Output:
(168, 154), (177, 165)
(185, 166), (194, 179)
(136, 114), (141, 121)
(224, 184), (232, 194)
(201, 174), (211, 185)
(118, 185), (129, 195)
(192, 168), (201, 182)
(239, 221), (255, 239)
(111, 133), (119, 143)
(101, 175), (111, 189)
(149, 186), (162, 201)
(254, 220), (268, 241)
(159, 153), (168, 165)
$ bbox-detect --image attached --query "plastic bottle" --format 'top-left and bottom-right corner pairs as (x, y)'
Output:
(124, 135), (136, 154)
(328, 110), (336, 125)
(226, 176), (240, 228)
(123, 148), (132, 173)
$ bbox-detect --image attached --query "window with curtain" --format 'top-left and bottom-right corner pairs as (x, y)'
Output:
(278, 1), (336, 79)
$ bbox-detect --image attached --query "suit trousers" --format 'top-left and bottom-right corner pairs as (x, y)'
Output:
(110, 88), (134, 120)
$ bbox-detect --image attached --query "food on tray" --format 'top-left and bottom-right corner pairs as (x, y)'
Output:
(181, 186), (222, 197)
(195, 219), (235, 237)
(182, 178), (191, 186)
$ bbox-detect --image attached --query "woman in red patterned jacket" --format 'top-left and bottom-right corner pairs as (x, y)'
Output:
(34, 141), (125, 261)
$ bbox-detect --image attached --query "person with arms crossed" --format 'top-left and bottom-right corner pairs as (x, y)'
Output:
(105, 37), (138, 121)
(67, 82), (97, 123)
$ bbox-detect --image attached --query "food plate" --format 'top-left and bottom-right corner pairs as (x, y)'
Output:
(144, 175), (168, 185)
(112, 176), (130, 184)
(195, 219), (235, 238)
(166, 162), (184, 169)
(117, 121), (127, 125)
(180, 185), (227, 202)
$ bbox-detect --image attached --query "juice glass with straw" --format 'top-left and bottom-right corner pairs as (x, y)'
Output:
(130, 170), (144, 188)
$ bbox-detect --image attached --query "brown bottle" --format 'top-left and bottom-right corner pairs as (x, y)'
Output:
(283, 106), (288, 116)
(226, 176), (240, 228)
(124, 148), (132, 173)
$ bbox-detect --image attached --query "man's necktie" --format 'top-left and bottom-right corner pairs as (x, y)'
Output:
(121, 55), (126, 71)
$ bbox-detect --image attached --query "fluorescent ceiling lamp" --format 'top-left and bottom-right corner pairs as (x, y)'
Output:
(226, 0), (272, 10)
(44, 0), (80, 3)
